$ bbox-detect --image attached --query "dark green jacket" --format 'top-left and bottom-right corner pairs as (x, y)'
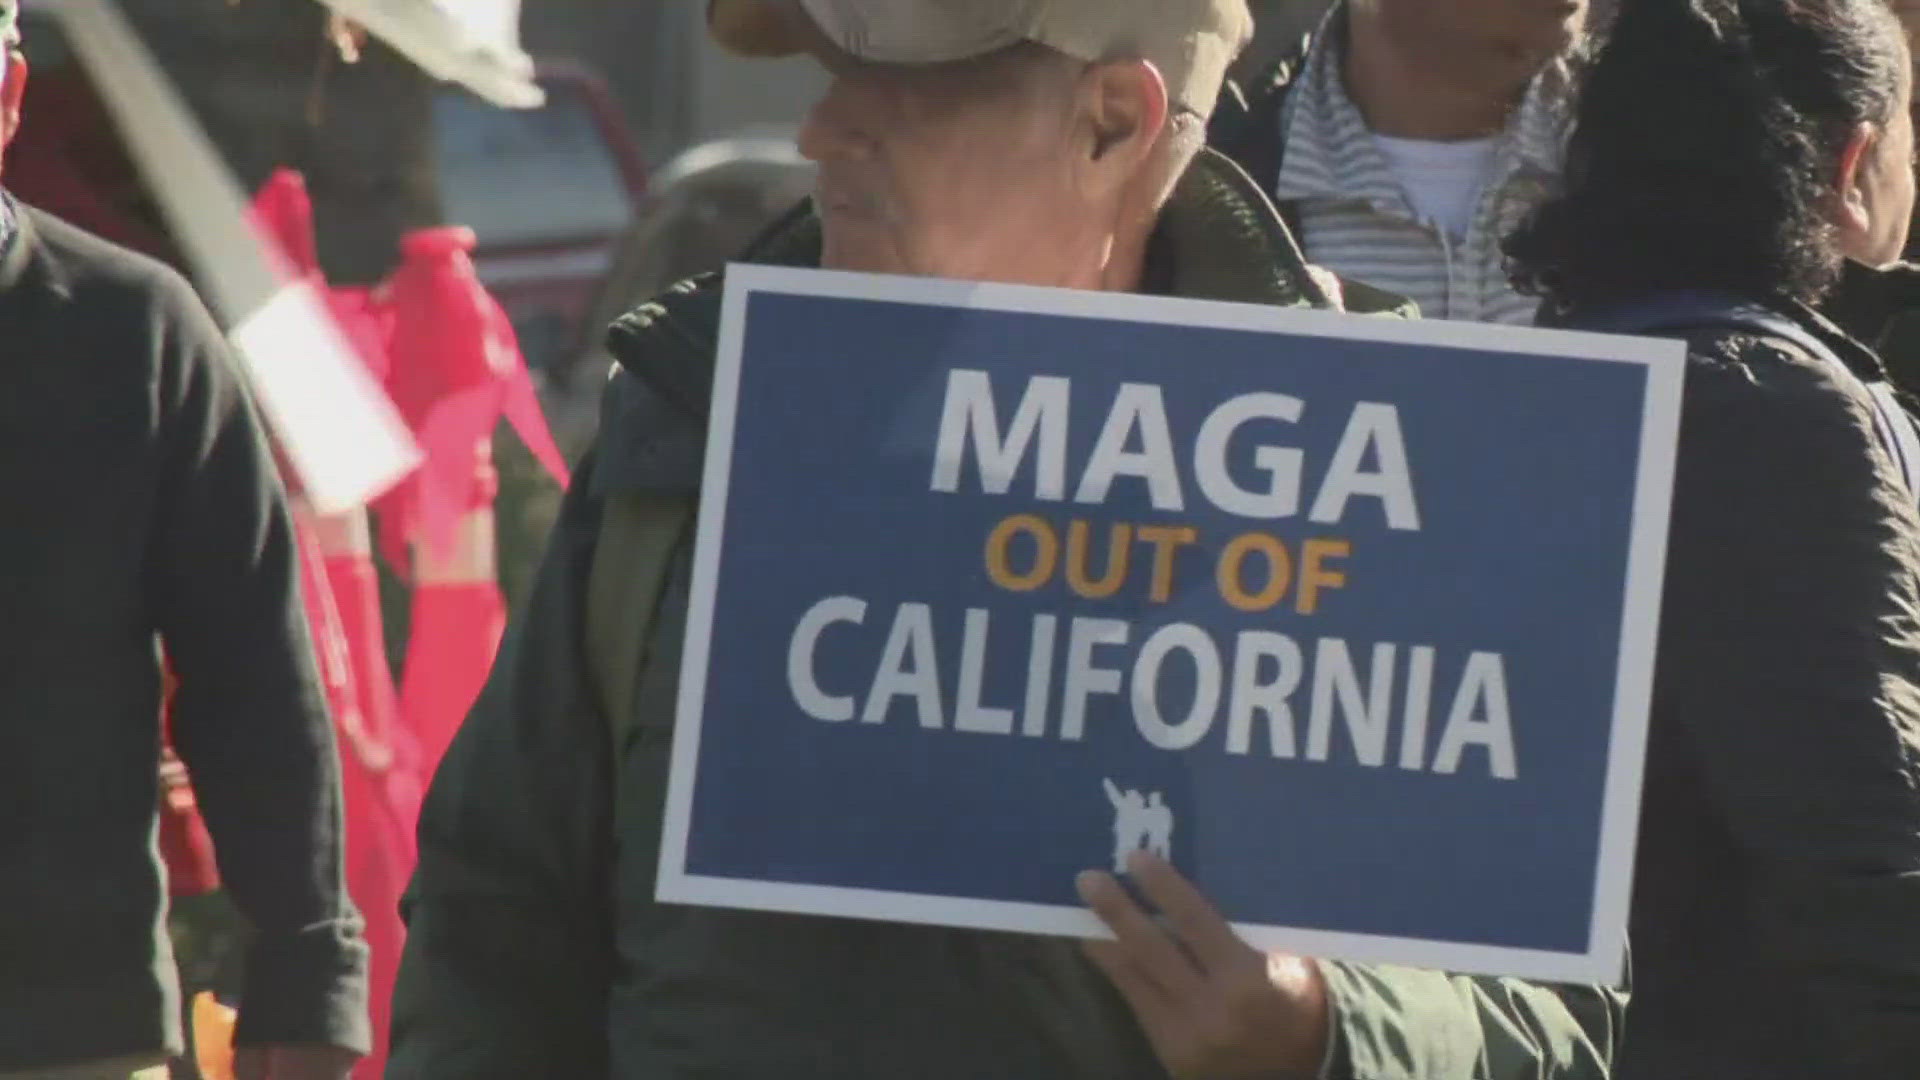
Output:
(389, 150), (1620, 1079)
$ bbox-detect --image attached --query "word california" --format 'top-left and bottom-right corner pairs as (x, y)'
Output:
(786, 601), (1518, 779)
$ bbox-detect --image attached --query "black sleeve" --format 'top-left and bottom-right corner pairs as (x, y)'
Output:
(387, 458), (615, 1078)
(1659, 347), (1920, 1074)
(145, 278), (371, 1052)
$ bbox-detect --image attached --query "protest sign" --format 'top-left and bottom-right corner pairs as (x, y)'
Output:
(657, 265), (1685, 984)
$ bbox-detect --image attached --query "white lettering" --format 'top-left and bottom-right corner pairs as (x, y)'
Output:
(954, 608), (1014, 735)
(1022, 614), (1057, 737)
(787, 596), (866, 722)
(1432, 652), (1518, 779)
(1195, 392), (1306, 519)
(862, 602), (945, 728)
(1227, 631), (1303, 757)
(1307, 639), (1397, 767)
(1399, 645), (1437, 770)
(930, 370), (1070, 500)
(1075, 383), (1184, 511)
(1309, 403), (1421, 530)
(1061, 617), (1130, 741)
(1131, 624), (1223, 751)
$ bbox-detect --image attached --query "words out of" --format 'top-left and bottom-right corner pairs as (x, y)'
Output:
(787, 600), (1519, 780)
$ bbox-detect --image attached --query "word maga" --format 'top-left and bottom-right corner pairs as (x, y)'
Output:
(930, 370), (1423, 529)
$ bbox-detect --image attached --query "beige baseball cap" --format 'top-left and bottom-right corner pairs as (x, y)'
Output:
(707, 0), (1253, 117)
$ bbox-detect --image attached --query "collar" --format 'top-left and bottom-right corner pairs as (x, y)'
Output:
(1275, 4), (1568, 211)
(1778, 295), (1892, 382)
(1547, 289), (1890, 383)
(1824, 259), (1920, 349)
(1148, 147), (1329, 308)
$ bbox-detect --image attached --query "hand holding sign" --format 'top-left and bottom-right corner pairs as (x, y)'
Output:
(1078, 851), (1330, 1079)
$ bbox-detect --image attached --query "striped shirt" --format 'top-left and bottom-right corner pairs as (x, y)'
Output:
(1276, 21), (1568, 326)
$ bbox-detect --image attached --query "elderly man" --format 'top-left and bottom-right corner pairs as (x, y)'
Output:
(388, 2), (1617, 1077)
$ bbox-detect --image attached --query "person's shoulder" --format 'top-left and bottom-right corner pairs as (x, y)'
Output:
(1679, 328), (1890, 468)
(594, 273), (728, 498)
(594, 209), (822, 496)
(21, 205), (215, 332)
(1682, 326), (1859, 389)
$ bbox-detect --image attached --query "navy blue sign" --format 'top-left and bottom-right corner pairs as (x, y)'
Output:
(658, 266), (1684, 983)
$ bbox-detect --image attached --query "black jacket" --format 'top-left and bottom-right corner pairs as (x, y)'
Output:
(0, 205), (369, 1069)
(1217, 18), (1920, 1069)
(1210, 27), (1316, 233)
(1559, 299), (1920, 1078)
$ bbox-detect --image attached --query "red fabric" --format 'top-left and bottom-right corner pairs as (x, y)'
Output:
(397, 582), (505, 775)
(376, 227), (569, 572)
(322, 553), (423, 868)
(253, 171), (420, 1080)
(242, 173), (559, 1072)
(291, 518), (413, 1080)
(249, 171), (399, 387)
(158, 749), (221, 898)
(249, 170), (320, 280)
(5, 70), (179, 262)
(158, 666), (222, 898)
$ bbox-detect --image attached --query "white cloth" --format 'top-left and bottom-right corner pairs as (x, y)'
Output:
(1369, 133), (1501, 240)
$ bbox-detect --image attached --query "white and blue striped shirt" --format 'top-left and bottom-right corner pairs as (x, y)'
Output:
(1276, 24), (1570, 326)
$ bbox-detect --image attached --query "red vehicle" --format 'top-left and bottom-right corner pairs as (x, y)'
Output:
(432, 60), (648, 373)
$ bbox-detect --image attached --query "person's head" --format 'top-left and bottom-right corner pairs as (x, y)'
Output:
(1507, 0), (1913, 311)
(0, 0), (26, 170)
(1353, 0), (1590, 100)
(707, 0), (1253, 288)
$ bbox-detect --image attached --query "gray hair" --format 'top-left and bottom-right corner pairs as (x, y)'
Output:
(984, 42), (1208, 204)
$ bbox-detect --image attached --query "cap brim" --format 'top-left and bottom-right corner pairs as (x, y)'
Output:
(707, 0), (813, 58)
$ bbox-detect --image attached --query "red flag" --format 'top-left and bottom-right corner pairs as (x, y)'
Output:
(376, 227), (568, 573)
(252, 170), (420, 1080)
(294, 514), (411, 1080)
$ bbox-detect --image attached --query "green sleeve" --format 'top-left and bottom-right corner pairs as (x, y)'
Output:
(1320, 962), (1625, 1080)
(387, 457), (615, 1078)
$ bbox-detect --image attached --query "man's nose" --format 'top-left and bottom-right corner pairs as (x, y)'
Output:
(798, 76), (875, 165)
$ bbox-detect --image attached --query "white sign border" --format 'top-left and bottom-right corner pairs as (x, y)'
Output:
(658, 263), (1686, 987)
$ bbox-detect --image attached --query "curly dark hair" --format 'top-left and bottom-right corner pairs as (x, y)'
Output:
(1506, 0), (1908, 310)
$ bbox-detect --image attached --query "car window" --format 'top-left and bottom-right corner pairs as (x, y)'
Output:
(432, 80), (634, 250)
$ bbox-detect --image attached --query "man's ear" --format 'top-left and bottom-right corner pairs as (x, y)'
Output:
(1078, 59), (1169, 172)
(1835, 119), (1881, 243)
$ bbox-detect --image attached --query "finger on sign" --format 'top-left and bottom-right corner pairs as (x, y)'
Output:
(1077, 869), (1205, 998)
(1082, 936), (1175, 1020)
(1126, 850), (1249, 971)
